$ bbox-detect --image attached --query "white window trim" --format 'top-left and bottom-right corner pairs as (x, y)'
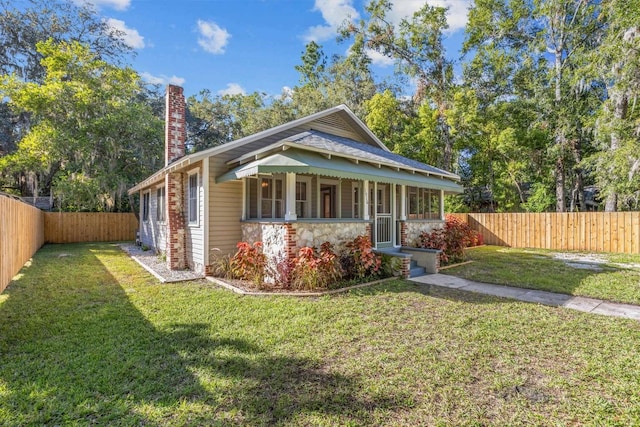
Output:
(156, 185), (166, 223)
(187, 170), (200, 226)
(257, 174), (284, 219)
(142, 191), (150, 223)
(352, 182), (361, 219)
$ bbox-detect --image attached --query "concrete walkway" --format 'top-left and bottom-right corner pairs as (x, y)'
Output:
(410, 273), (640, 321)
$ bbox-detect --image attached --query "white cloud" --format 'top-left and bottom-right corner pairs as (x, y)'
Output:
(73, 0), (130, 11)
(217, 83), (246, 96)
(385, 0), (470, 33)
(274, 86), (294, 101)
(140, 72), (185, 86)
(304, 0), (359, 42)
(364, 48), (395, 67)
(106, 18), (145, 49)
(197, 20), (231, 54)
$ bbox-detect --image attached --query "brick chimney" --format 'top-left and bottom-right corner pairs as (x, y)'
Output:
(165, 85), (185, 166)
(165, 85), (186, 270)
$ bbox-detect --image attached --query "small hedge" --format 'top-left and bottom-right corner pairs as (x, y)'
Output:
(417, 214), (483, 264)
(213, 235), (391, 291)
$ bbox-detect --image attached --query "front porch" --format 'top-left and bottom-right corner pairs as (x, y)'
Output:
(232, 171), (446, 258)
(215, 134), (462, 259)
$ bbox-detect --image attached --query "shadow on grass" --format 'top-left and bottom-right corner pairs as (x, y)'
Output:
(0, 243), (402, 425)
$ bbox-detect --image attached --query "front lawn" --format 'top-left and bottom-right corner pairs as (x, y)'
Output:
(1, 243), (640, 425)
(446, 245), (640, 305)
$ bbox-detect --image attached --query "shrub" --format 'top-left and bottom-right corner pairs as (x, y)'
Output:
(209, 248), (235, 279)
(378, 253), (401, 278)
(417, 215), (482, 264)
(343, 235), (381, 279)
(291, 242), (342, 290)
(230, 241), (267, 287)
(268, 254), (296, 289)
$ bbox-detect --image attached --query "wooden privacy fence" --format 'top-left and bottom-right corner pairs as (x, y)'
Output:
(44, 212), (138, 243)
(2, 208), (138, 292)
(450, 212), (640, 254)
(0, 195), (44, 293)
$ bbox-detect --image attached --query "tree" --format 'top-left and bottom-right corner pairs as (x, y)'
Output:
(364, 90), (405, 150)
(0, 40), (162, 211)
(462, 0), (604, 212)
(589, 0), (640, 211)
(294, 41), (327, 89)
(341, 0), (457, 170)
(535, 0), (604, 211)
(0, 0), (132, 197)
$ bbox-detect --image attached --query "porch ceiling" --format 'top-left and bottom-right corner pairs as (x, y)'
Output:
(216, 149), (463, 193)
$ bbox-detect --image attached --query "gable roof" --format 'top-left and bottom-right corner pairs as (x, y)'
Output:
(129, 104), (461, 194)
(129, 104), (385, 194)
(284, 131), (457, 178)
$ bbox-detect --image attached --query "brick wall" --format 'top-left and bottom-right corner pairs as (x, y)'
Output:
(166, 173), (186, 269)
(164, 85), (187, 270)
(165, 84), (185, 166)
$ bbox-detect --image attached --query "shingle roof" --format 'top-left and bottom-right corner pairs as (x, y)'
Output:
(285, 130), (458, 179)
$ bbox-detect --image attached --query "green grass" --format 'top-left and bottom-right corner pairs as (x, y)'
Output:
(446, 245), (640, 305)
(1, 243), (640, 425)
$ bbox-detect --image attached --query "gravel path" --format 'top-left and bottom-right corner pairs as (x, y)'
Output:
(118, 243), (204, 283)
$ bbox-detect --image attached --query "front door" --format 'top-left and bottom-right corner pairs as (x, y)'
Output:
(320, 184), (336, 218)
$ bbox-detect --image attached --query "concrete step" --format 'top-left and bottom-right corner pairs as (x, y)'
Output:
(410, 266), (426, 278)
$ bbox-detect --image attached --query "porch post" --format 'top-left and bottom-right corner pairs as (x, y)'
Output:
(440, 189), (445, 220)
(400, 185), (407, 221)
(241, 178), (247, 221)
(362, 180), (370, 221)
(285, 172), (297, 221)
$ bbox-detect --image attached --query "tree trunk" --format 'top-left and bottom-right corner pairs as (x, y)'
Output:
(441, 119), (453, 172)
(554, 48), (566, 212)
(571, 136), (585, 212)
(604, 90), (628, 212)
(555, 159), (565, 212)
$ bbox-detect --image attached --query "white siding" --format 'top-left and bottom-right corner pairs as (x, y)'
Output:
(140, 186), (167, 251)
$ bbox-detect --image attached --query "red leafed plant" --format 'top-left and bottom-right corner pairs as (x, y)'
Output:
(291, 242), (342, 290)
(230, 241), (267, 286)
(417, 214), (482, 264)
(343, 235), (381, 279)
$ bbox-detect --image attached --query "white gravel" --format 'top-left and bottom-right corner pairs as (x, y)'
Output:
(118, 243), (204, 283)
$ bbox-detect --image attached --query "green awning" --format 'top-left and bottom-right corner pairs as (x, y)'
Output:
(216, 149), (463, 193)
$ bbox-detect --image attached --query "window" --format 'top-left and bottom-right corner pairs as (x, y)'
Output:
(352, 183), (360, 218)
(407, 187), (440, 219)
(260, 176), (283, 219)
(156, 187), (165, 222)
(188, 173), (199, 224)
(295, 177), (311, 218)
(142, 192), (150, 222)
(377, 184), (390, 214)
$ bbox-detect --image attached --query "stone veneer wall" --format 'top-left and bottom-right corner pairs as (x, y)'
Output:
(292, 221), (369, 251)
(241, 223), (290, 261)
(241, 221), (371, 259)
(403, 220), (445, 247)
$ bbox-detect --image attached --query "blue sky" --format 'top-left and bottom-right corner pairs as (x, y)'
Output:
(84, 0), (471, 97)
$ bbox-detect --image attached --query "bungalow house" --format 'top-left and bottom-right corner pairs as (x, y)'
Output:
(128, 85), (463, 276)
